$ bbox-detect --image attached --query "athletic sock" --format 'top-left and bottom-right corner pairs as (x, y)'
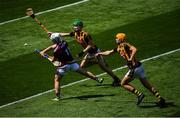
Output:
(132, 88), (142, 96)
(152, 89), (162, 100)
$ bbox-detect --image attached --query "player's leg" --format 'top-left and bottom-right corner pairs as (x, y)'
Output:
(121, 70), (145, 105)
(135, 64), (165, 107)
(77, 68), (104, 83)
(121, 76), (135, 91)
(71, 63), (104, 83)
(139, 78), (166, 107)
(52, 66), (67, 101)
(53, 74), (62, 101)
(96, 55), (120, 86)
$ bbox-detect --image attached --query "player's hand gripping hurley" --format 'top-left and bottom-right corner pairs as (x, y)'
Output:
(35, 49), (61, 67)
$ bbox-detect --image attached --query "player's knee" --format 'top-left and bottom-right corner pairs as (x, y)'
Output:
(120, 80), (125, 86)
(120, 78), (129, 86)
(151, 86), (156, 92)
(80, 63), (85, 68)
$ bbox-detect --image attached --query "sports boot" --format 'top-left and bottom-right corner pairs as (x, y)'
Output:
(157, 97), (166, 108)
(137, 93), (145, 105)
(52, 96), (61, 101)
(97, 78), (104, 84)
(112, 79), (121, 87)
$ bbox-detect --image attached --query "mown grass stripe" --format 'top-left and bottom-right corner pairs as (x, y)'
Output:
(0, 48), (179, 109)
(0, 0), (89, 26)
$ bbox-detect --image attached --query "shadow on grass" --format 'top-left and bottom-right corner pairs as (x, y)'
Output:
(139, 101), (176, 108)
(61, 94), (116, 100)
(80, 83), (114, 88)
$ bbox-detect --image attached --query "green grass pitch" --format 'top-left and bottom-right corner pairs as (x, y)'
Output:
(0, 0), (180, 117)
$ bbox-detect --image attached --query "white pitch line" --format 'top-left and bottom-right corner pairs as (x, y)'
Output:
(0, 0), (89, 26)
(0, 48), (179, 109)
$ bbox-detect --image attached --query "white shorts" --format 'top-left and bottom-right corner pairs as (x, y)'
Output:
(125, 64), (146, 79)
(56, 63), (80, 76)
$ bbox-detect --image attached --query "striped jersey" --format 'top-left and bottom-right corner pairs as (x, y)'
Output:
(70, 31), (98, 54)
(114, 42), (140, 69)
(53, 41), (73, 65)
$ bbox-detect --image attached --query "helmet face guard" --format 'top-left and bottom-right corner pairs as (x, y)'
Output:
(52, 37), (62, 44)
(73, 25), (82, 32)
(116, 39), (121, 44)
(73, 19), (83, 32)
(50, 33), (63, 44)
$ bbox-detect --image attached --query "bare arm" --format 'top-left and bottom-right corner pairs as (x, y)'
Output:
(48, 32), (70, 38)
(77, 34), (96, 57)
(82, 39), (94, 53)
(40, 44), (56, 59)
(59, 33), (71, 36)
(129, 45), (137, 61)
(96, 49), (115, 56)
(77, 44), (92, 57)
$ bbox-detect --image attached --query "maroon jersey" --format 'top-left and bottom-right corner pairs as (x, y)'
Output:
(53, 41), (73, 65)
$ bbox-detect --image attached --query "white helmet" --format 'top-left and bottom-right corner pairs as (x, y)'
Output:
(50, 33), (63, 44)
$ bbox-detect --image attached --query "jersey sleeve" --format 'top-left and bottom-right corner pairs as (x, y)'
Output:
(113, 48), (118, 52)
(69, 32), (75, 37)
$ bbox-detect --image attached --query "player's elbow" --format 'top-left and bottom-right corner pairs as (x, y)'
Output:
(132, 47), (137, 53)
(134, 48), (137, 52)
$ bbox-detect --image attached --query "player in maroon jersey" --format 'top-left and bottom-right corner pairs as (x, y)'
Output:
(40, 33), (104, 101)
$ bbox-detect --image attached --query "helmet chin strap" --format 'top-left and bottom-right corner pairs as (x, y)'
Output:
(115, 39), (124, 45)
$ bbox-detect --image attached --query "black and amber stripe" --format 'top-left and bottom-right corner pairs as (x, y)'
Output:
(132, 89), (142, 96)
(152, 90), (162, 100)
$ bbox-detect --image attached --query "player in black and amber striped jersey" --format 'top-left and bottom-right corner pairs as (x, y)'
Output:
(96, 33), (166, 107)
(57, 19), (120, 87)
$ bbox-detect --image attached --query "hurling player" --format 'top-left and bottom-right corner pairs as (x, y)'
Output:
(40, 33), (104, 101)
(96, 33), (166, 107)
